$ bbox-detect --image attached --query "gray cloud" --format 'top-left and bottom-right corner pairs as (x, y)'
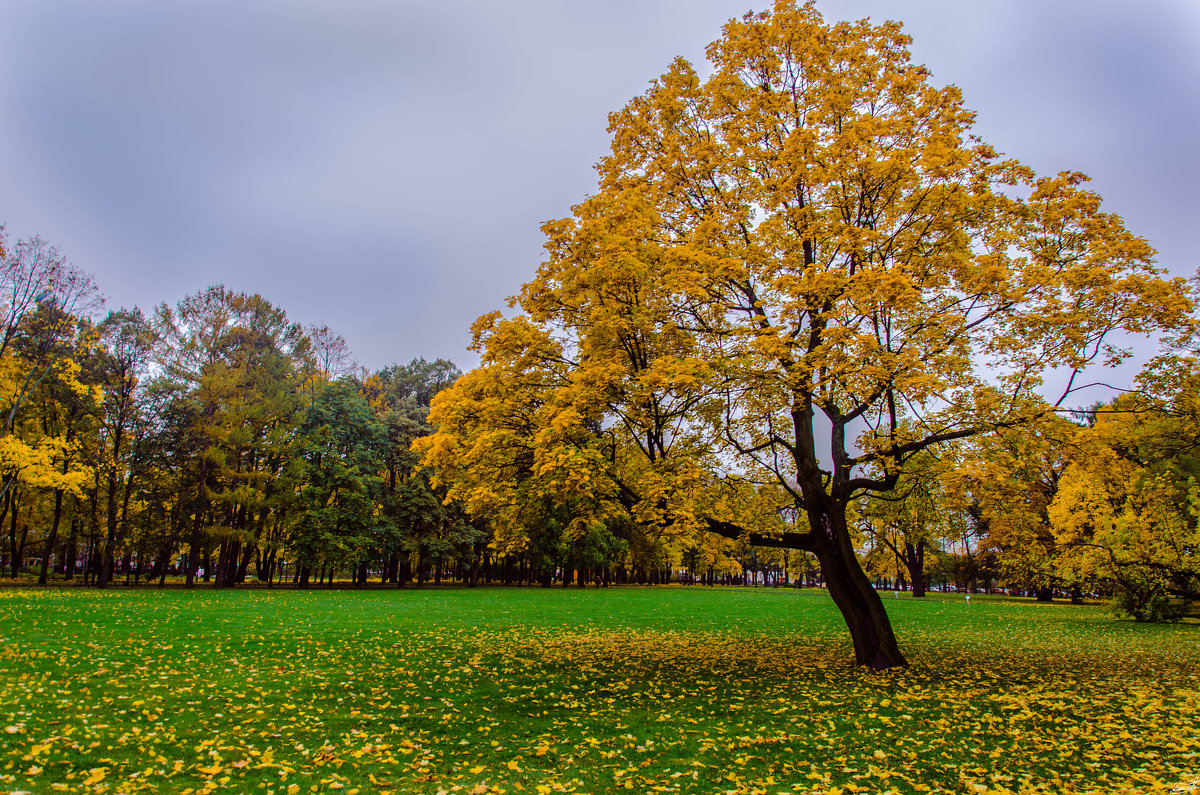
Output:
(0, 0), (1196, 373)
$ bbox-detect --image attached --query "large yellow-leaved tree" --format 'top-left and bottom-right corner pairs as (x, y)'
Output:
(417, 0), (1190, 668)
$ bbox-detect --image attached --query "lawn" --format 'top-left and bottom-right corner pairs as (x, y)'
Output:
(0, 586), (1196, 794)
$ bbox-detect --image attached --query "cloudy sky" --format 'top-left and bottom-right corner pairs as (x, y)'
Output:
(1, 0), (1197, 374)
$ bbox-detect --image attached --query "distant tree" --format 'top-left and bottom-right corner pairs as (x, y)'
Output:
(307, 324), (357, 382)
(1048, 327), (1200, 619)
(375, 358), (461, 408)
(153, 286), (308, 587)
(859, 452), (963, 597)
(0, 231), (98, 580)
(955, 417), (1079, 601)
(90, 308), (155, 588)
(293, 378), (387, 587)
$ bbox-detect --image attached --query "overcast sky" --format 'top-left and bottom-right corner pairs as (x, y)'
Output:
(1, 0), (1197, 374)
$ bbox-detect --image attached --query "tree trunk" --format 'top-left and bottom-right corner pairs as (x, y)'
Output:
(64, 512), (79, 580)
(4, 490), (15, 578)
(904, 540), (926, 598)
(186, 448), (210, 588)
(811, 508), (907, 670)
(236, 541), (254, 584)
(9, 491), (24, 579)
(262, 548), (277, 585)
(213, 539), (228, 587)
(38, 489), (66, 586)
(99, 446), (123, 589)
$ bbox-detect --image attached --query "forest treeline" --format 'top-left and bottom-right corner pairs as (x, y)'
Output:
(0, 228), (765, 592)
(1, 224), (1197, 622)
(0, 229), (474, 590)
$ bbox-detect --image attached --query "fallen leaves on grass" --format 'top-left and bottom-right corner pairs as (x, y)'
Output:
(0, 588), (1196, 794)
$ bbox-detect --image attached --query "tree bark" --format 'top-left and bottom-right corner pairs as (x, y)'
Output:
(706, 503), (907, 670)
(8, 490), (24, 579)
(811, 511), (907, 670)
(904, 540), (926, 598)
(38, 489), (65, 586)
(64, 512), (79, 580)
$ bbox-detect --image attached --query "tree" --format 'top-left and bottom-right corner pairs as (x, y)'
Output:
(91, 308), (155, 588)
(419, 1), (1190, 668)
(373, 358), (462, 408)
(153, 286), (308, 587)
(0, 232), (99, 516)
(858, 451), (961, 597)
(955, 417), (1077, 601)
(1048, 382), (1200, 620)
(292, 378), (386, 587)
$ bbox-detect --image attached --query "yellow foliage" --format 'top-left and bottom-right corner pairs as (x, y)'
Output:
(419, 0), (1190, 656)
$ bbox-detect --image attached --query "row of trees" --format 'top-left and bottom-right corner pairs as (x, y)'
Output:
(0, 228), (486, 590)
(0, 230), (787, 593)
(2, 218), (1194, 625)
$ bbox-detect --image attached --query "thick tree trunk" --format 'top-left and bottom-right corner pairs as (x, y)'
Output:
(236, 541), (254, 584)
(810, 508), (907, 670)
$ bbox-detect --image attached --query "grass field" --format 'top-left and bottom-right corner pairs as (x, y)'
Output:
(0, 586), (1197, 794)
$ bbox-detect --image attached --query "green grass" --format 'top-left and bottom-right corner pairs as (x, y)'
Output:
(0, 586), (1197, 794)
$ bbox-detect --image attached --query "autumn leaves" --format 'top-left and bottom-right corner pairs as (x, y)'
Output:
(2, 588), (1198, 793)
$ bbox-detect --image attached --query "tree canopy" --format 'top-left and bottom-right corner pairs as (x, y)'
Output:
(417, 0), (1191, 668)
